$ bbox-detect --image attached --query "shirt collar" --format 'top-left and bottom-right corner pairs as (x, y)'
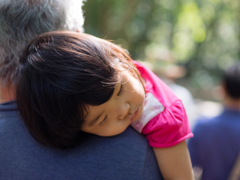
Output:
(0, 100), (18, 111)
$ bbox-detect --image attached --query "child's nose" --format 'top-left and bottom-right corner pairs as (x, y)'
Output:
(118, 103), (130, 120)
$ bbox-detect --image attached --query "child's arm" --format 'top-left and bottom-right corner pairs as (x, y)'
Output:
(153, 141), (194, 180)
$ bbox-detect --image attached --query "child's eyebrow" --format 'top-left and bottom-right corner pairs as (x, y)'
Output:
(88, 112), (104, 127)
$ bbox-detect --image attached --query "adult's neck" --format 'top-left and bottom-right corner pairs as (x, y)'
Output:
(223, 95), (240, 111)
(0, 82), (16, 104)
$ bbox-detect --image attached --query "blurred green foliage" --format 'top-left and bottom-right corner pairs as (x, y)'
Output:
(83, 0), (240, 96)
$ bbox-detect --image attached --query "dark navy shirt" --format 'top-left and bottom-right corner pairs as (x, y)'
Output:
(188, 108), (240, 180)
(0, 101), (162, 180)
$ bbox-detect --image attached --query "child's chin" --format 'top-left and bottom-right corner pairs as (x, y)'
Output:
(96, 128), (128, 137)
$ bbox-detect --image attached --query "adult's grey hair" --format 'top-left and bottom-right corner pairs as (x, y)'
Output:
(0, 0), (85, 85)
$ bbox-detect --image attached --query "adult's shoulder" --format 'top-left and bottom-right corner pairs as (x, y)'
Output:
(0, 102), (162, 180)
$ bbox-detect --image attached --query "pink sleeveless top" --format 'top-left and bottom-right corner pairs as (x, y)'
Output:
(131, 61), (193, 148)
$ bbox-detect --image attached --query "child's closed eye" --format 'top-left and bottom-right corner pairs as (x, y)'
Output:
(99, 115), (107, 125)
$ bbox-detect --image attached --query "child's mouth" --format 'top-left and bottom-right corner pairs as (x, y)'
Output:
(130, 107), (139, 122)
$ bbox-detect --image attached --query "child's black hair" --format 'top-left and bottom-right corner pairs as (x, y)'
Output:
(16, 31), (139, 149)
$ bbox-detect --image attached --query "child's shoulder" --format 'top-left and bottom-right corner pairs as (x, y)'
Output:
(133, 60), (180, 107)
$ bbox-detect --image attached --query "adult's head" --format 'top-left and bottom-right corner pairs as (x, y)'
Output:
(0, 0), (85, 87)
(223, 63), (240, 100)
(17, 31), (141, 149)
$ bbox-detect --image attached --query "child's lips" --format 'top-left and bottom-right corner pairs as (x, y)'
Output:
(130, 107), (139, 122)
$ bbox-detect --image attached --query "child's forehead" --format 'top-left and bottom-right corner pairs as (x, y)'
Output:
(116, 70), (136, 84)
(110, 58), (139, 80)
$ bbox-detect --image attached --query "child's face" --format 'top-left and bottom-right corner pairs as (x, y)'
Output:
(81, 70), (145, 136)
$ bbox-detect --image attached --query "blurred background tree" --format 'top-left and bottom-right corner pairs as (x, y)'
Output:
(83, 0), (240, 101)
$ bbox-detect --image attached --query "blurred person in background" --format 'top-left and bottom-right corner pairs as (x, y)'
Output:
(0, 0), (162, 179)
(188, 62), (240, 180)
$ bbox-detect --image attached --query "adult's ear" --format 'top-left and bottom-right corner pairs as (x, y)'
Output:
(222, 83), (227, 95)
(218, 82), (228, 101)
(76, 27), (82, 33)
